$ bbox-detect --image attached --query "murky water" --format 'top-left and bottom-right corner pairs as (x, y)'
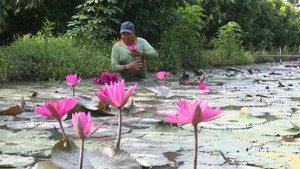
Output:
(1, 61), (300, 168)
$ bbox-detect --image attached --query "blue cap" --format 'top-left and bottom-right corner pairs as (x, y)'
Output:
(120, 21), (135, 33)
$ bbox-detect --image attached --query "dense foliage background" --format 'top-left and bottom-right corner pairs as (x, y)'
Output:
(0, 0), (300, 82)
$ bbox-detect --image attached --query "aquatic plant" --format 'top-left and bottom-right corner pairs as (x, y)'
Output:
(164, 98), (223, 169)
(93, 71), (120, 85)
(34, 97), (78, 139)
(65, 74), (82, 97)
(127, 44), (139, 51)
(156, 71), (169, 81)
(96, 79), (137, 149)
(197, 83), (209, 91)
(72, 112), (103, 169)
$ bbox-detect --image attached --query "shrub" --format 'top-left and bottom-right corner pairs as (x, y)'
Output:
(2, 34), (111, 81)
(0, 50), (10, 82)
(209, 22), (254, 66)
(156, 4), (206, 70)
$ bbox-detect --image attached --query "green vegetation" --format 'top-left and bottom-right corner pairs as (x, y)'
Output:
(1, 34), (111, 81)
(0, 0), (300, 82)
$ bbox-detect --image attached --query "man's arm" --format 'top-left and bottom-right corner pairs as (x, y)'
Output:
(111, 44), (125, 72)
(140, 38), (158, 58)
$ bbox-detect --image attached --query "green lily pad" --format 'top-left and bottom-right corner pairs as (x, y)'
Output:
(0, 154), (35, 167)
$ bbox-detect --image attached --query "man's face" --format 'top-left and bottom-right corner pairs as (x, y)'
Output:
(121, 32), (135, 45)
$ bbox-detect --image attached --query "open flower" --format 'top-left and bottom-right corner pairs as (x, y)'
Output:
(95, 79), (137, 149)
(127, 44), (139, 51)
(165, 98), (223, 125)
(156, 71), (169, 80)
(96, 79), (137, 109)
(164, 98), (223, 169)
(198, 83), (209, 91)
(34, 97), (78, 121)
(65, 74), (81, 87)
(93, 72), (120, 85)
(34, 97), (78, 139)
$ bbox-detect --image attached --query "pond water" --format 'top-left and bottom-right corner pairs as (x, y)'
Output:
(1, 61), (300, 169)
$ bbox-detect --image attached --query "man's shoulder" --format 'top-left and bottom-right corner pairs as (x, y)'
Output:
(137, 37), (146, 42)
(113, 41), (122, 48)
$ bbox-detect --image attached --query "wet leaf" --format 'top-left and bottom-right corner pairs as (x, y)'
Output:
(146, 86), (174, 98)
(30, 160), (60, 169)
(74, 95), (113, 117)
(51, 139), (93, 169)
(0, 105), (23, 115)
(0, 129), (55, 156)
(0, 154), (35, 167)
(88, 147), (141, 169)
(254, 152), (300, 169)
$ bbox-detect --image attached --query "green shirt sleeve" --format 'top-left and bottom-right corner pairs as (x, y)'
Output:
(138, 38), (159, 59)
(111, 43), (125, 72)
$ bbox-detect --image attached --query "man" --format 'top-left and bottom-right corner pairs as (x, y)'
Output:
(111, 21), (158, 80)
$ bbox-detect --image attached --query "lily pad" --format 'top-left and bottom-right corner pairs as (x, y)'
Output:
(146, 86), (174, 98)
(51, 139), (141, 169)
(0, 154), (35, 168)
(30, 160), (60, 169)
(0, 105), (23, 115)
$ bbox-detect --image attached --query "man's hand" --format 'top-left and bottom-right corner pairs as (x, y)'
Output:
(124, 60), (142, 70)
(129, 50), (144, 57)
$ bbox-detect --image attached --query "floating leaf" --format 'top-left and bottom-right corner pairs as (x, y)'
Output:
(0, 154), (35, 167)
(0, 105), (23, 115)
(51, 139), (93, 169)
(75, 95), (113, 117)
(31, 160), (60, 169)
(88, 147), (141, 169)
(146, 86), (174, 98)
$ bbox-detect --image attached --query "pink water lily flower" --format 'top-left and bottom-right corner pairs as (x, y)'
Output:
(156, 71), (170, 80)
(96, 79), (137, 108)
(95, 88), (108, 104)
(164, 98), (223, 125)
(34, 97), (78, 139)
(93, 71), (120, 85)
(198, 83), (209, 91)
(65, 74), (82, 87)
(72, 112), (102, 139)
(127, 44), (139, 51)
(34, 97), (78, 121)
(164, 98), (223, 169)
(96, 79), (137, 149)
(72, 112), (103, 168)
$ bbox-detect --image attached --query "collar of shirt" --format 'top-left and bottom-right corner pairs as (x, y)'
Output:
(118, 36), (137, 46)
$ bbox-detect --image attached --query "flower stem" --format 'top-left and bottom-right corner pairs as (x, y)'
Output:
(115, 107), (122, 149)
(193, 124), (198, 169)
(72, 86), (75, 97)
(78, 138), (84, 169)
(58, 120), (67, 139)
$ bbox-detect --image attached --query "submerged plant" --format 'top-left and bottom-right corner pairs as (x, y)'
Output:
(164, 98), (223, 169)
(96, 80), (137, 149)
(65, 74), (82, 97)
(72, 112), (103, 169)
(34, 97), (78, 139)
